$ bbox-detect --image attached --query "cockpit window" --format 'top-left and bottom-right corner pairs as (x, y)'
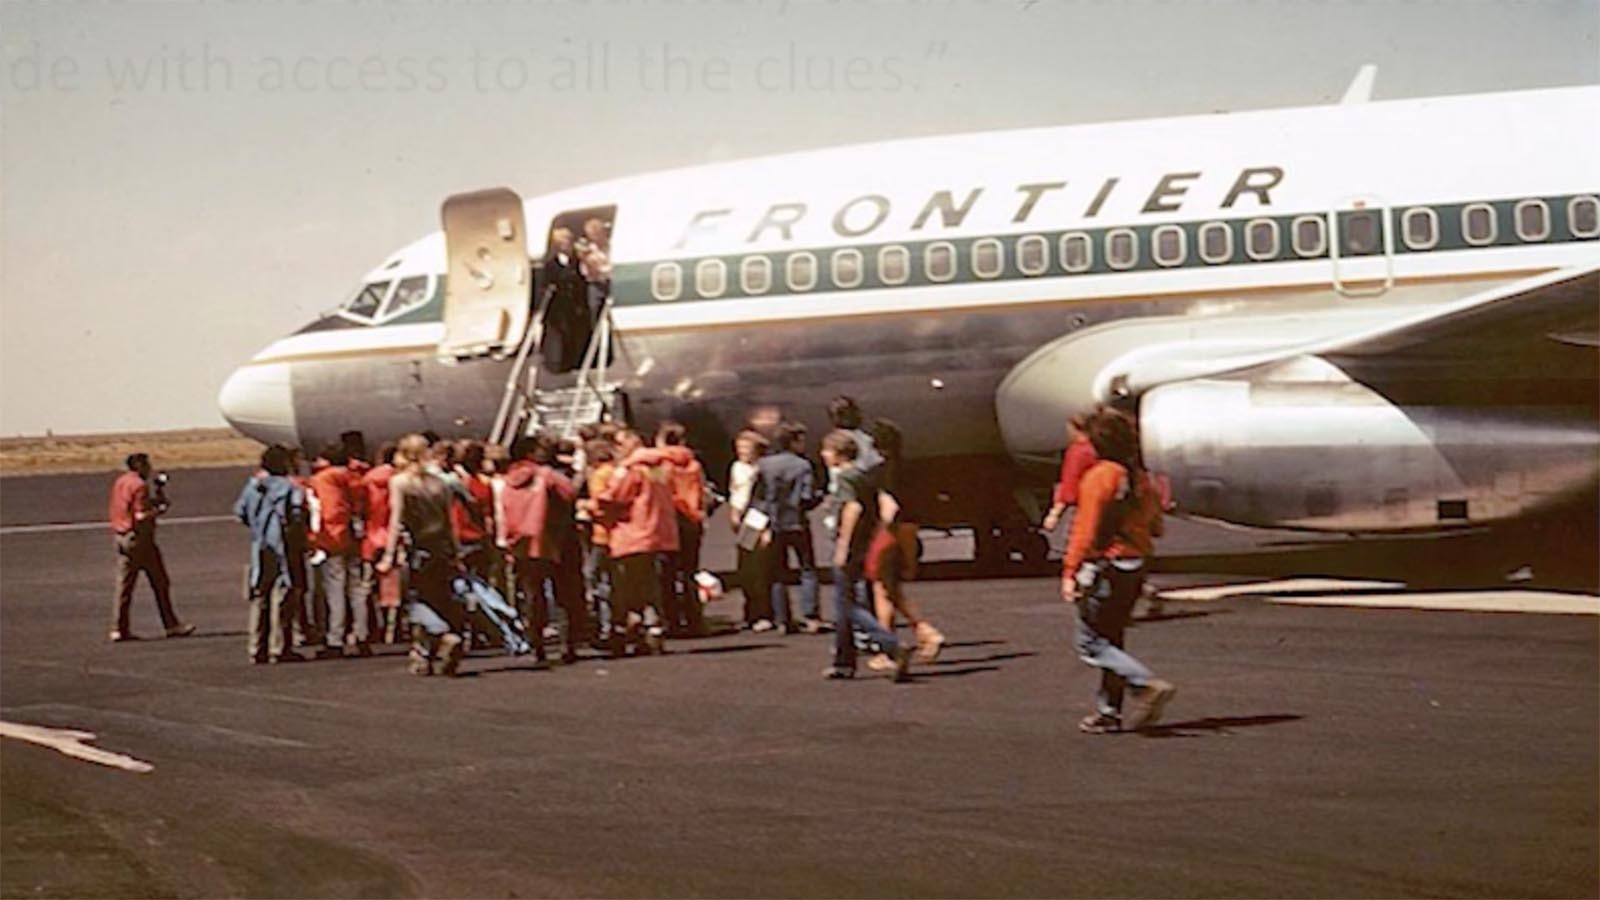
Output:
(344, 281), (391, 319)
(382, 275), (431, 319)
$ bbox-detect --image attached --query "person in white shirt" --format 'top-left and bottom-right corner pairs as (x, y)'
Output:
(727, 429), (772, 630)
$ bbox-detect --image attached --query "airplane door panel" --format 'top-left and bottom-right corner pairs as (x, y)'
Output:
(439, 187), (531, 359)
(1329, 196), (1394, 298)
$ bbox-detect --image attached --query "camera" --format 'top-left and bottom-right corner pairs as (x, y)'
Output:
(151, 471), (172, 514)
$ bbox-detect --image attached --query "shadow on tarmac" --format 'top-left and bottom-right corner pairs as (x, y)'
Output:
(1141, 714), (1306, 738)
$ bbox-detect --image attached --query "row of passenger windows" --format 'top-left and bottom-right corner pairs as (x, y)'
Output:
(651, 196), (1600, 301)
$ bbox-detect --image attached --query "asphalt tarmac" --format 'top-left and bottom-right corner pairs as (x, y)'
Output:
(1, 468), (1596, 898)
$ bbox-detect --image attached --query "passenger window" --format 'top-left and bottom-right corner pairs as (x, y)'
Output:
(1105, 229), (1137, 270)
(740, 256), (771, 294)
(1016, 235), (1048, 276)
(1514, 200), (1551, 242)
(651, 262), (682, 301)
(1291, 216), (1326, 257)
(1152, 225), (1185, 267)
(383, 276), (430, 318)
(695, 259), (727, 298)
(925, 242), (956, 282)
(1570, 196), (1600, 238)
(1462, 204), (1497, 245)
(1245, 219), (1279, 261)
(972, 238), (1004, 279)
(1401, 208), (1438, 250)
(344, 281), (391, 319)
(878, 246), (910, 285)
(831, 249), (864, 289)
(1198, 222), (1231, 264)
(1060, 232), (1092, 273)
(1342, 210), (1381, 255)
(786, 252), (818, 291)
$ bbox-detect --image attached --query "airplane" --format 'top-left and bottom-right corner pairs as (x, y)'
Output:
(218, 71), (1599, 570)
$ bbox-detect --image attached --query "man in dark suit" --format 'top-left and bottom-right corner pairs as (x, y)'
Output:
(537, 227), (591, 372)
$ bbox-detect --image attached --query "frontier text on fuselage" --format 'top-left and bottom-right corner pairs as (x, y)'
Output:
(674, 166), (1286, 249)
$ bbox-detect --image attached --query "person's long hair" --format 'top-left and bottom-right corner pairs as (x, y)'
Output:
(1084, 408), (1146, 498)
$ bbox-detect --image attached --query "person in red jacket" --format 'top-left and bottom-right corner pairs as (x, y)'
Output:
(592, 428), (679, 657)
(309, 443), (373, 657)
(655, 421), (707, 637)
(107, 453), (194, 641)
(1042, 414), (1097, 534)
(362, 443), (402, 643)
(452, 441), (496, 581)
(1061, 408), (1174, 734)
(497, 431), (581, 663)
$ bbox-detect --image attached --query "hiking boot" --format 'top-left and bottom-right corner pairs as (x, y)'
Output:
(892, 646), (914, 683)
(1078, 713), (1122, 734)
(1126, 679), (1176, 731)
(437, 634), (466, 677)
(914, 623), (945, 663)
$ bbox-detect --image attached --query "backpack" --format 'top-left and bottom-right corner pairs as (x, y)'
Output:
(1091, 467), (1141, 555)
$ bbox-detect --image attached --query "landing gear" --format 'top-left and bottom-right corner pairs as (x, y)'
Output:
(973, 524), (1051, 575)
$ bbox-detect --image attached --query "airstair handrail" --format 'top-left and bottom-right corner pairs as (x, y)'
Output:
(489, 304), (547, 447)
(559, 298), (616, 439)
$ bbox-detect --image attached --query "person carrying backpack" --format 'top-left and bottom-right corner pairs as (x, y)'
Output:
(1061, 407), (1174, 734)
(235, 444), (309, 664)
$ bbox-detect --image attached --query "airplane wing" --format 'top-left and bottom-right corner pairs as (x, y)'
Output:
(1300, 264), (1599, 407)
(1105, 263), (1600, 405)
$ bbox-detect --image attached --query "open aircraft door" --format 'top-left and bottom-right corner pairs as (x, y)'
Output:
(439, 188), (531, 359)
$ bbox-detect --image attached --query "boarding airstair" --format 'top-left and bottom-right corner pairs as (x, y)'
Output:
(438, 185), (627, 447)
(487, 299), (625, 447)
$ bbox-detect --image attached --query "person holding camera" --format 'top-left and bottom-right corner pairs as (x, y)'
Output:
(108, 453), (194, 641)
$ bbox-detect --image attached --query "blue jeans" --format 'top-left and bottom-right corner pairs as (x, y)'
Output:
(831, 563), (897, 669)
(1073, 559), (1153, 717)
(409, 600), (453, 637)
(767, 529), (819, 627)
(584, 543), (612, 639)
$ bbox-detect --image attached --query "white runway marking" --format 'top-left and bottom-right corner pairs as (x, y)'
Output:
(0, 720), (154, 773)
(1269, 591), (1598, 615)
(1160, 579), (1598, 615)
(0, 514), (234, 536)
(1160, 578), (1404, 601)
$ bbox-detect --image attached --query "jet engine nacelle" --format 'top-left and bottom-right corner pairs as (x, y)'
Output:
(1140, 356), (1600, 532)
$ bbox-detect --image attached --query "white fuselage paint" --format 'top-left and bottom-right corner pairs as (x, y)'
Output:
(221, 85), (1600, 534)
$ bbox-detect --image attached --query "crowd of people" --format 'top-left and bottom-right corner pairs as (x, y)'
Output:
(108, 396), (1176, 730)
(214, 395), (950, 681)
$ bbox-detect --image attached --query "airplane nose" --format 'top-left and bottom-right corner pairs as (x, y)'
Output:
(218, 362), (298, 446)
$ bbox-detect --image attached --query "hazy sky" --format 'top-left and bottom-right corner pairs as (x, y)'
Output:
(2, 0), (1595, 435)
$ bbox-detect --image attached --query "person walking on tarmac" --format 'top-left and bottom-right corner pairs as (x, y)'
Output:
(1042, 414), (1097, 535)
(235, 445), (308, 664)
(378, 435), (468, 676)
(1061, 408), (1175, 734)
(107, 453), (195, 642)
(309, 444), (373, 657)
(752, 421), (826, 635)
(592, 428), (679, 657)
(655, 421), (708, 638)
(497, 432), (582, 664)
